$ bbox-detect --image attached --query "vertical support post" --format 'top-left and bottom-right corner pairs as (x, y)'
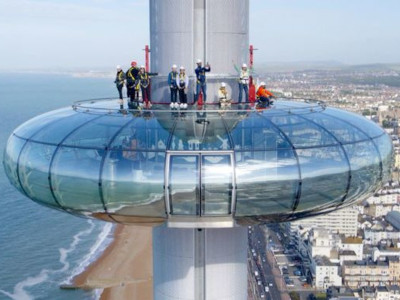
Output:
(194, 228), (206, 300)
(145, 45), (150, 73)
(249, 44), (257, 102)
(153, 227), (248, 300)
(193, 0), (206, 63)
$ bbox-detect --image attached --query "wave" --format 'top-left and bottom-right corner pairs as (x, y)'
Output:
(0, 220), (113, 300)
(63, 222), (114, 285)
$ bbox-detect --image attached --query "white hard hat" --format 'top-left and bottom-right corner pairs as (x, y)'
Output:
(260, 82), (266, 86)
(242, 63), (247, 68)
(116, 65), (121, 70)
(140, 65), (145, 69)
(196, 59), (202, 64)
(172, 64), (177, 69)
(221, 82), (226, 88)
(180, 66), (185, 70)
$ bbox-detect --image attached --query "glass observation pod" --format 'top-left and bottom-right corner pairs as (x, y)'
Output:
(3, 99), (393, 227)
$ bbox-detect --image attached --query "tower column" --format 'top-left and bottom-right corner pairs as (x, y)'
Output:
(153, 226), (248, 300)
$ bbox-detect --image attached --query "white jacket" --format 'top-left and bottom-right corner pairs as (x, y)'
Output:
(176, 73), (189, 89)
(239, 69), (249, 85)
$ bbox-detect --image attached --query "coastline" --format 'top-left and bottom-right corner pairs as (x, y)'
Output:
(70, 224), (153, 300)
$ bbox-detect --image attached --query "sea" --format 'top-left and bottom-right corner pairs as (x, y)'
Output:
(0, 73), (117, 300)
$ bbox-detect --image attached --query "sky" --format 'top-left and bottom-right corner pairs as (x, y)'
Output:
(0, 0), (399, 71)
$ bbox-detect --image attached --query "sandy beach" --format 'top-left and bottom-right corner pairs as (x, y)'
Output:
(71, 225), (153, 300)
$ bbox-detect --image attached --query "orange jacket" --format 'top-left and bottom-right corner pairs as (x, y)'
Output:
(256, 86), (274, 98)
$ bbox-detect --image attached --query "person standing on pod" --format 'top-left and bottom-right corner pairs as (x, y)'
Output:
(126, 61), (140, 107)
(218, 82), (231, 108)
(138, 66), (151, 106)
(176, 66), (189, 109)
(168, 65), (179, 107)
(194, 59), (211, 104)
(114, 65), (126, 110)
(237, 63), (249, 103)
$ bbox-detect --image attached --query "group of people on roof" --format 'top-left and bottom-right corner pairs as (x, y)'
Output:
(114, 59), (275, 110)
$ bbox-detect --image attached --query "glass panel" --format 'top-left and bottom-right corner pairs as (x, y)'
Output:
(267, 114), (338, 148)
(296, 146), (349, 211)
(3, 135), (26, 193)
(323, 108), (384, 138)
(344, 141), (381, 203)
(301, 113), (369, 144)
(62, 115), (130, 149)
(373, 134), (394, 184)
(18, 142), (59, 207)
(51, 147), (104, 211)
(169, 155), (199, 215)
(202, 155), (232, 215)
(229, 113), (291, 151)
(102, 151), (166, 217)
(30, 112), (99, 144)
(169, 112), (232, 151)
(110, 117), (170, 151)
(14, 108), (75, 138)
(235, 150), (299, 216)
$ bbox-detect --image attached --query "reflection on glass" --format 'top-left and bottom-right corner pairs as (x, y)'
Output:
(62, 115), (130, 149)
(3, 135), (26, 193)
(102, 151), (166, 217)
(230, 113), (291, 151)
(202, 155), (232, 215)
(344, 141), (381, 202)
(30, 113), (99, 144)
(373, 134), (394, 184)
(51, 147), (104, 211)
(169, 155), (199, 215)
(110, 117), (170, 151)
(235, 150), (299, 216)
(267, 114), (338, 148)
(324, 108), (384, 138)
(18, 142), (59, 207)
(302, 113), (369, 144)
(169, 113), (232, 151)
(296, 146), (349, 211)
(14, 108), (75, 138)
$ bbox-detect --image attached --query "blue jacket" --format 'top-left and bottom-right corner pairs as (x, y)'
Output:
(195, 66), (211, 84)
(168, 71), (178, 88)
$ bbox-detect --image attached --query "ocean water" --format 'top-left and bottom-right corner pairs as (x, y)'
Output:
(0, 73), (117, 300)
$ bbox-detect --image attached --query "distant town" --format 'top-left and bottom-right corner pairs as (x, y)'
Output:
(249, 63), (400, 300)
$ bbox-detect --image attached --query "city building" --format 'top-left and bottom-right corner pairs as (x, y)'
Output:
(312, 255), (342, 289)
(290, 207), (360, 237)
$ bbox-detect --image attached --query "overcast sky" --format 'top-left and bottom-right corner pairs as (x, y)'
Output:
(0, 0), (399, 71)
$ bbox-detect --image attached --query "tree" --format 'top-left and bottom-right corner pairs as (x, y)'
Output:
(289, 291), (301, 300)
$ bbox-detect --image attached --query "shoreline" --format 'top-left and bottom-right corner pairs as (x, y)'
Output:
(68, 224), (153, 300)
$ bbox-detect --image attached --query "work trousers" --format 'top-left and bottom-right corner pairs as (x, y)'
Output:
(238, 83), (249, 103)
(170, 87), (178, 103)
(179, 89), (187, 104)
(141, 86), (150, 103)
(116, 84), (123, 100)
(195, 83), (207, 102)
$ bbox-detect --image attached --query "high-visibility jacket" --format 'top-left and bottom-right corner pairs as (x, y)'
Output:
(115, 70), (126, 86)
(168, 71), (178, 88)
(176, 73), (189, 89)
(239, 70), (250, 85)
(139, 72), (150, 88)
(218, 88), (229, 101)
(195, 66), (211, 84)
(256, 86), (274, 98)
(126, 67), (139, 84)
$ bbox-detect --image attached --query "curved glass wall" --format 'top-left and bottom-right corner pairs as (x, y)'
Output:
(3, 100), (394, 224)
(18, 141), (59, 208)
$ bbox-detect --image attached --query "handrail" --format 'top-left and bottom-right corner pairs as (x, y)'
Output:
(71, 97), (327, 114)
